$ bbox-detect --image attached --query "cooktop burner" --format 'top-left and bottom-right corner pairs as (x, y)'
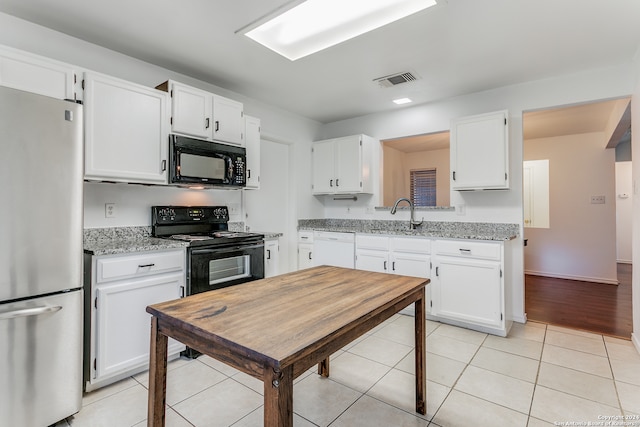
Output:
(151, 206), (264, 248)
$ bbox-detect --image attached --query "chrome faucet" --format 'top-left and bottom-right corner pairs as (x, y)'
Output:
(390, 197), (423, 229)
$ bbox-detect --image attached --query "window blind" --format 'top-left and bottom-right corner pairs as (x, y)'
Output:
(410, 168), (436, 207)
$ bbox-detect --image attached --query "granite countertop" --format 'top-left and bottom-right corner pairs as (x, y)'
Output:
(84, 225), (283, 256)
(298, 219), (518, 241)
(84, 227), (188, 256)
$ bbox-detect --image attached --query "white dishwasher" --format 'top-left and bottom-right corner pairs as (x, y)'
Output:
(313, 231), (355, 269)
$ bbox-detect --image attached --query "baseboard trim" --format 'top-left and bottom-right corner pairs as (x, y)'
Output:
(524, 270), (619, 285)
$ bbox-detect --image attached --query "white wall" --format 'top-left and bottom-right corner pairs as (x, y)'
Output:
(523, 132), (617, 284)
(320, 64), (636, 324)
(631, 45), (640, 352)
(616, 161), (633, 263)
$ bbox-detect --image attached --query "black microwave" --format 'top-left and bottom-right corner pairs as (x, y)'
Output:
(169, 135), (246, 188)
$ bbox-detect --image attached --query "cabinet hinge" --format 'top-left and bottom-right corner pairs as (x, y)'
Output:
(74, 73), (77, 84)
(500, 313), (503, 321)
(241, 111), (244, 118)
(170, 117), (173, 125)
(360, 140), (362, 146)
(430, 300), (433, 308)
(170, 89), (173, 98)
(360, 181), (363, 187)
(504, 118), (507, 125)
(311, 147), (314, 153)
(500, 269), (503, 278)
(505, 173), (508, 181)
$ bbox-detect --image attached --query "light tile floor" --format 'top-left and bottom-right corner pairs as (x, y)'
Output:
(56, 316), (640, 427)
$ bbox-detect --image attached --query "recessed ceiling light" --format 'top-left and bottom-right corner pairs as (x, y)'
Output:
(243, 0), (438, 61)
(393, 98), (413, 105)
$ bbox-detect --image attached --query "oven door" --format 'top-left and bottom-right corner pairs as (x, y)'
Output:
(188, 242), (264, 294)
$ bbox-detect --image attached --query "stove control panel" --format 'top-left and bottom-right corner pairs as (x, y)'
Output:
(152, 206), (229, 224)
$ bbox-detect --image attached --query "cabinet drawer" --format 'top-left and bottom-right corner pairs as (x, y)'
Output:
(435, 240), (501, 260)
(391, 237), (430, 254)
(298, 231), (314, 243)
(96, 250), (185, 283)
(356, 234), (389, 251)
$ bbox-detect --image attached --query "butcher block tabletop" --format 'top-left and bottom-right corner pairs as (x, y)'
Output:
(146, 265), (429, 427)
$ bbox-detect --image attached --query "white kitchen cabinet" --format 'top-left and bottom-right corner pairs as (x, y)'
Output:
(84, 72), (169, 184)
(85, 249), (186, 391)
(213, 94), (244, 145)
(0, 45), (78, 100)
(158, 80), (244, 146)
(356, 234), (431, 315)
(297, 231), (314, 270)
(244, 115), (261, 189)
(312, 134), (374, 194)
(313, 231), (355, 268)
(430, 239), (511, 336)
(264, 237), (279, 278)
(450, 110), (509, 190)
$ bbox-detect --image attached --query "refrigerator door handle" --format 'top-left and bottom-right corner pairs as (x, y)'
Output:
(0, 305), (62, 320)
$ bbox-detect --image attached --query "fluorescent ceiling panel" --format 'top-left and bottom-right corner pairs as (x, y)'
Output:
(245, 0), (438, 60)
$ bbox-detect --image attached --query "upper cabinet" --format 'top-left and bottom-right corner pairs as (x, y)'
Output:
(450, 110), (509, 190)
(157, 80), (244, 146)
(244, 115), (261, 189)
(84, 72), (169, 184)
(0, 45), (78, 101)
(312, 134), (374, 194)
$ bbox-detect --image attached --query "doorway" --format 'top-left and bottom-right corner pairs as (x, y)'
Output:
(522, 98), (633, 338)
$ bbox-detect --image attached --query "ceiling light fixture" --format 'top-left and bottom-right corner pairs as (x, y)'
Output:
(393, 98), (413, 105)
(242, 0), (438, 61)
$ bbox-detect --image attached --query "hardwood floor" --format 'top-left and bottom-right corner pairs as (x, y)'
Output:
(525, 263), (633, 339)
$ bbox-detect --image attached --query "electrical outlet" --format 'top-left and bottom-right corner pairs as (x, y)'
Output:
(105, 203), (116, 218)
(590, 195), (605, 204)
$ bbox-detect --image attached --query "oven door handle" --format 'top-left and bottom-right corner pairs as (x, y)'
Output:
(190, 243), (264, 255)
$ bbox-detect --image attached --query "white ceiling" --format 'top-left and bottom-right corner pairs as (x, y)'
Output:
(1, 0), (639, 124)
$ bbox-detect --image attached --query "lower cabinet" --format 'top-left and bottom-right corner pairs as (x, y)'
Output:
(297, 231), (314, 270)
(264, 237), (280, 278)
(430, 239), (511, 336)
(355, 234), (431, 315)
(84, 249), (186, 391)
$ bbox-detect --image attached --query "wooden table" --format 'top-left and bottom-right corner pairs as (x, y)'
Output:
(146, 265), (429, 427)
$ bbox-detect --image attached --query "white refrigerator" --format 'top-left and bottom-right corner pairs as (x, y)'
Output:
(0, 86), (83, 426)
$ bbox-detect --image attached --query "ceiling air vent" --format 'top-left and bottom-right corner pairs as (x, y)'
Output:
(374, 71), (419, 88)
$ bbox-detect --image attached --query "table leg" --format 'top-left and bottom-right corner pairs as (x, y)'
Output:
(415, 290), (426, 415)
(318, 356), (330, 377)
(148, 316), (168, 427)
(264, 364), (293, 427)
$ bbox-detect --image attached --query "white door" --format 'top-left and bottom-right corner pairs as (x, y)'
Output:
(244, 139), (291, 274)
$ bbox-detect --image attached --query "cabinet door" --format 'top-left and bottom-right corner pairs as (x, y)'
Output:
(244, 115), (261, 189)
(94, 272), (184, 380)
(356, 249), (389, 273)
(171, 82), (212, 139)
(391, 252), (430, 278)
(84, 72), (169, 184)
(432, 257), (502, 328)
(312, 139), (336, 194)
(213, 95), (244, 145)
(0, 46), (76, 100)
(264, 239), (279, 278)
(298, 243), (314, 270)
(335, 135), (363, 193)
(450, 110), (509, 190)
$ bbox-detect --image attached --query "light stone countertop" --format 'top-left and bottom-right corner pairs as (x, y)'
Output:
(298, 219), (518, 241)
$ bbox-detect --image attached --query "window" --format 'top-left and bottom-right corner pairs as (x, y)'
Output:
(410, 168), (436, 207)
